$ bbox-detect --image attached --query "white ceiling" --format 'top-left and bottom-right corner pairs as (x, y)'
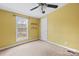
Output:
(0, 3), (66, 18)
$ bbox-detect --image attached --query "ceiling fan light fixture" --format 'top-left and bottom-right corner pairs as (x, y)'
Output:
(30, 3), (58, 14)
(42, 11), (45, 14)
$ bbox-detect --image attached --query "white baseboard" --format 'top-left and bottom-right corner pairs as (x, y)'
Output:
(41, 40), (79, 54)
(0, 39), (38, 51)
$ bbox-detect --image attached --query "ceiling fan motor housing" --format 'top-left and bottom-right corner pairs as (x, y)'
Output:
(40, 3), (46, 14)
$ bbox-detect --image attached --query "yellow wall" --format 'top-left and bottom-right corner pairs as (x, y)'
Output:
(0, 10), (40, 48)
(29, 17), (40, 40)
(0, 10), (16, 48)
(48, 4), (79, 50)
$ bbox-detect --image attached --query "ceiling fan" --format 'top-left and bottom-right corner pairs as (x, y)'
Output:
(30, 3), (58, 14)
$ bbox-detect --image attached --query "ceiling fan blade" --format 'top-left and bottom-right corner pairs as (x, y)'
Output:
(30, 5), (39, 11)
(47, 4), (58, 8)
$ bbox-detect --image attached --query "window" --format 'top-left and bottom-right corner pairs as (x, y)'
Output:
(16, 16), (28, 42)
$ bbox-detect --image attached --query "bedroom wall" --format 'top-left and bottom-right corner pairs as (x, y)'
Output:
(0, 10), (16, 48)
(0, 10), (40, 48)
(40, 16), (48, 41)
(47, 3), (79, 50)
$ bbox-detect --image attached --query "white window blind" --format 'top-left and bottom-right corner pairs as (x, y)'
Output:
(16, 16), (28, 42)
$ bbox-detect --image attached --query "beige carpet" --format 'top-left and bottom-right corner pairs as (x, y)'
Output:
(0, 40), (78, 56)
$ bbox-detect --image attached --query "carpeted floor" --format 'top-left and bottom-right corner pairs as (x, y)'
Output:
(0, 40), (78, 56)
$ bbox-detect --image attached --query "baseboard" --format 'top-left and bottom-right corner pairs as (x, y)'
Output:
(41, 40), (79, 54)
(0, 39), (38, 51)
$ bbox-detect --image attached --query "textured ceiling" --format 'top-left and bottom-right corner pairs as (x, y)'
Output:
(0, 3), (66, 18)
